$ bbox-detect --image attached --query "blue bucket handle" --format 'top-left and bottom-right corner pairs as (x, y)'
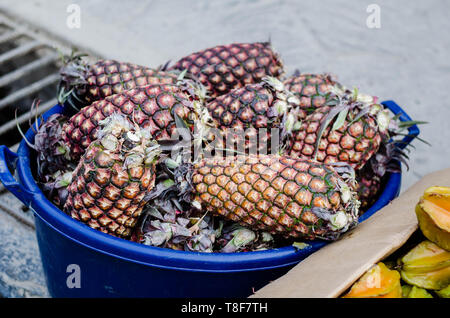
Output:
(0, 145), (36, 207)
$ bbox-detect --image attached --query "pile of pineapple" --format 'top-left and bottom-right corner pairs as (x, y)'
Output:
(343, 187), (450, 298)
(30, 42), (419, 253)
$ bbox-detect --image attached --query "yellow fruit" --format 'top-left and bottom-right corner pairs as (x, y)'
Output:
(400, 240), (450, 273)
(406, 286), (433, 298)
(416, 186), (450, 251)
(436, 284), (450, 298)
(376, 285), (403, 298)
(342, 262), (402, 298)
(402, 285), (412, 297)
(401, 268), (450, 290)
(399, 241), (450, 290)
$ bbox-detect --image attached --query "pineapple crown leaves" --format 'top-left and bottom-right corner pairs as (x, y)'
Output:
(220, 226), (257, 253)
(292, 242), (310, 251)
(310, 174), (360, 240)
(15, 100), (71, 179)
(40, 170), (73, 208)
(171, 159), (196, 204)
(367, 142), (405, 176)
(97, 113), (161, 168)
(140, 200), (272, 252)
(262, 76), (303, 143)
(17, 101), (73, 206)
(41, 169), (73, 193)
(177, 72), (210, 103)
(175, 79), (215, 142)
(328, 161), (361, 217)
(157, 112), (218, 165)
(309, 207), (358, 241)
(362, 110), (429, 178)
(141, 204), (217, 252)
(57, 49), (90, 107)
(58, 49), (90, 85)
(214, 222), (274, 253)
(15, 99), (47, 152)
(386, 114), (430, 146)
(144, 150), (196, 206)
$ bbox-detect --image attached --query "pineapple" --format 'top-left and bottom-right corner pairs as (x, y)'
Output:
(168, 42), (284, 99)
(283, 72), (339, 116)
(356, 141), (411, 212)
(63, 114), (160, 238)
(286, 85), (423, 210)
(160, 154), (359, 241)
(62, 83), (204, 161)
(204, 77), (302, 155)
(58, 52), (179, 112)
(287, 89), (391, 170)
(356, 167), (382, 211)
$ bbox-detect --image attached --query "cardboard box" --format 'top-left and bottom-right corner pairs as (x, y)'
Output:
(251, 167), (450, 298)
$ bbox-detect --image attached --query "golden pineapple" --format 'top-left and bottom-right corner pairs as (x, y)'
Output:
(166, 154), (359, 241)
(63, 114), (160, 238)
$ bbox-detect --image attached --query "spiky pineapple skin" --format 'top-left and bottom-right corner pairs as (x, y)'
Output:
(205, 80), (301, 154)
(191, 154), (356, 240)
(62, 84), (194, 160)
(356, 167), (382, 212)
(288, 105), (382, 170)
(79, 60), (178, 104)
(63, 127), (156, 238)
(59, 59), (179, 111)
(283, 73), (337, 116)
(169, 42), (284, 99)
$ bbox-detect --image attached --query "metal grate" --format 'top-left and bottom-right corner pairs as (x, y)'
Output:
(0, 13), (62, 149)
(0, 11), (75, 227)
(0, 10), (99, 298)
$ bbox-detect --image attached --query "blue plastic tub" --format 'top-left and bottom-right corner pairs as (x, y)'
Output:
(0, 101), (419, 297)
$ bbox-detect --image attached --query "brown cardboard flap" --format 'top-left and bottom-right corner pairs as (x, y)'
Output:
(251, 167), (450, 298)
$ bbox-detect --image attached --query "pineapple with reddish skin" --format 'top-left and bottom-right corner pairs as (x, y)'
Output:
(287, 90), (390, 171)
(58, 53), (179, 111)
(285, 84), (422, 210)
(167, 154), (359, 241)
(283, 73), (339, 116)
(205, 77), (302, 155)
(62, 84), (200, 161)
(356, 169), (382, 211)
(169, 42), (284, 99)
(63, 114), (160, 238)
(356, 141), (410, 212)
(81, 60), (178, 102)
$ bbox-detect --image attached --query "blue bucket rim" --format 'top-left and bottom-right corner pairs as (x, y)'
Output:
(14, 101), (416, 272)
